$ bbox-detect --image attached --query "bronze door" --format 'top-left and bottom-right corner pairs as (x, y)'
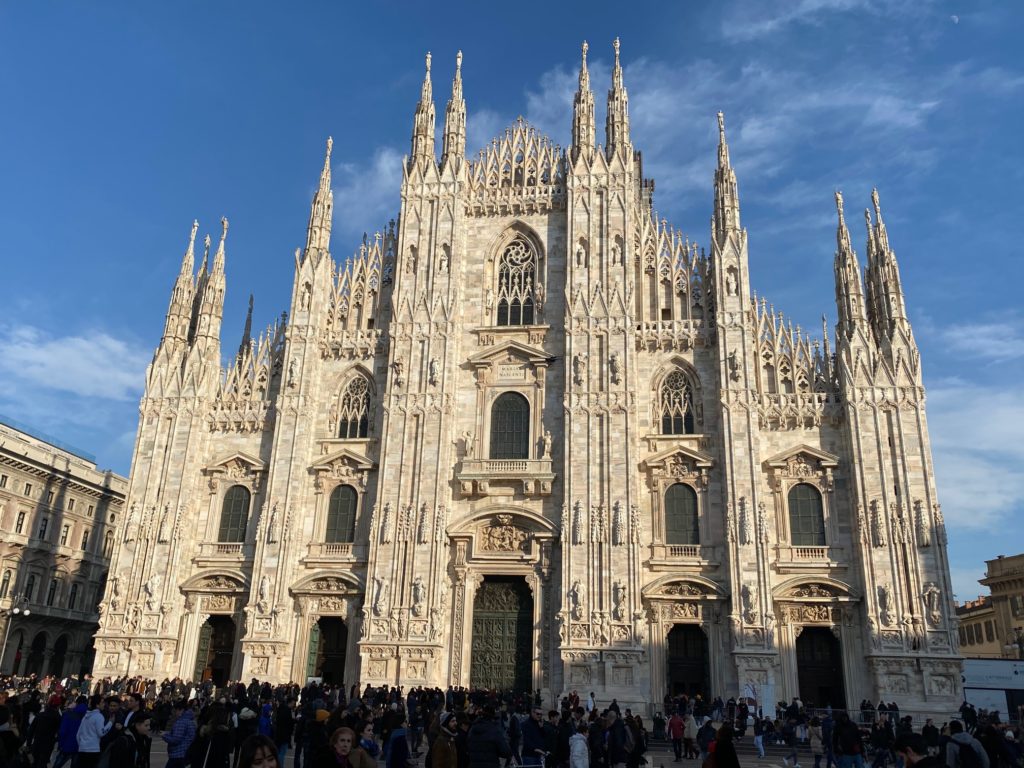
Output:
(470, 578), (532, 692)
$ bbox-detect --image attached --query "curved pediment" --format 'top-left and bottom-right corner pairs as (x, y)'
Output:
(290, 571), (364, 595)
(773, 576), (859, 601)
(642, 574), (726, 598)
(180, 571), (249, 593)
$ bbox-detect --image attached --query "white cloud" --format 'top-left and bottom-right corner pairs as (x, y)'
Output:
(719, 0), (911, 42)
(938, 320), (1024, 362)
(927, 381), (1024, 530)
(0, 324), (149, 401)
(331, 146), (404, 247)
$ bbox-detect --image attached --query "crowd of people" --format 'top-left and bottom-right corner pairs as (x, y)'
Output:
(0, 674), (1020, 768)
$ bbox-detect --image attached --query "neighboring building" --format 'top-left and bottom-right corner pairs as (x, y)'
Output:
(92, 41), (961, 714)
(980, 553), (1024, 658)
(955, 597), (1004, 658)
(0, 417), (125, 677)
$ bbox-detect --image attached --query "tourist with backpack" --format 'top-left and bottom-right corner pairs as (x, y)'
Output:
(944, 721), (989, 768)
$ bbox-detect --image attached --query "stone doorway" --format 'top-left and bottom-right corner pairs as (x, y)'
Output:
(308, 617), (348, 685)
(470, 576), (533, 693)
(667, 624), (710, 697)
(796, 627), (845, 709)
(194, 615), (236, 687)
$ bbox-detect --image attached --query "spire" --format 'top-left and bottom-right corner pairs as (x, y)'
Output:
(441, 51), (466, 169)
(162, 220), (200, 346)
(409, 52), (436, 170)
(306, 137), (334, 255)
(193, 219), (228, 347)
(863, 188), (909, 342)
(833, 191), (867, 339)
(571, 41), (595, 163)
(605, 38), (631, 159)
(238, 293), (254, 362)
(212, 217), (228, 273)
(712, 111), (741, 243)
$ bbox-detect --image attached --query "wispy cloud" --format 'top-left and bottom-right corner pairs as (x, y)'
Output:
(938, 319), (1024, 363)
(718, 0), (911, 42)
(331, 146), (404, 248)
(0, 324), (148, 401)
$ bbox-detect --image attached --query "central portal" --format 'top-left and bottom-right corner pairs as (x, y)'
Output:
(470, 576), (533, 693)
(667, 624), (710, 697)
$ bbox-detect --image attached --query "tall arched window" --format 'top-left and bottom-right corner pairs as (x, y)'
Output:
(788, 483), (825, 546)
(496, 237), (537, 326)
(218, 485), (251, 543)
(326, 485), (358, 543)
(658, 370), (697, 434)
(0, 570), (10, 599)
(490, 393), (530, 459)
(338, 376), (370, 439)
(664, 483), (699, 545)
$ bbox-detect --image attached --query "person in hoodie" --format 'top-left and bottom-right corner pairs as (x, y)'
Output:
(431, 714), (460, 768)
(569, 723), (589, 768)
(945, 721), (989, 768)
(386, 713), (412, 768)
(162, 700), (196, 768)
(76, 694), (113, 768)
(106, 712), (152, 768)
(54, 695), (88, 768)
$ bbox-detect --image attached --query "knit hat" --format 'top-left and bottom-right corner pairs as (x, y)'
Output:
(240, 708), (257, 720)
(316, 709), (330, 723)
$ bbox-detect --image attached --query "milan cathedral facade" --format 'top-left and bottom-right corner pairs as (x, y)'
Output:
(93, 41), (962, 714)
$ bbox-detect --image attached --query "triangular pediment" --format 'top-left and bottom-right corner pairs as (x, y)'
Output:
(643, 444), (714, 470)
(205, 451), (266, 474)
(311, 447), (374, 472)
(763, 444), (839, 470)
(467, 339), (550, 368)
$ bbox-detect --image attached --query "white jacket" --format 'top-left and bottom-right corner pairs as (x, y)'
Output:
(76, 708), (112, 753)
(570, 732), (590, 768)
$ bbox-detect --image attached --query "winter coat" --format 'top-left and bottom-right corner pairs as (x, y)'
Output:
(466, 717), (512, 768)
(432, 731), (459, 768)
(569, 732), (589, 768)
(809, 725), (824, 754)
(162, 709), (196, 759)
(58, 702), (88, 754)
(683, 715), (698, 740)
(946, 732), (990, 768)
(667, 715), (684, 740)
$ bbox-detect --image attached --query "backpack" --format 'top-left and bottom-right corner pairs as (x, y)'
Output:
(957, 741), (984, 768)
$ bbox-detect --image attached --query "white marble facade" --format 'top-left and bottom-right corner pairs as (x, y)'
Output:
(92, 41), (962, 716)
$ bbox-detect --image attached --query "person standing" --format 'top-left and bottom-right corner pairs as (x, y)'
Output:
(54, 695), (88, 768)
(467, 706), (512, 768)
(272, 699), (294, 767)
(162, 701), (196, 768)
(668, 711), (684, 761)
(28, 694), (62, 768)
(76, 694), (113, 768)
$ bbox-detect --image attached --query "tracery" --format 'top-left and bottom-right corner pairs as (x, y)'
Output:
(495, 237), (537, 326)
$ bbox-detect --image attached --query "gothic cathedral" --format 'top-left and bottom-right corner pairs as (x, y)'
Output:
(93, 42), (962, 714)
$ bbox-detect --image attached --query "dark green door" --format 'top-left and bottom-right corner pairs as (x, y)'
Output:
(470, 577), (532, 693)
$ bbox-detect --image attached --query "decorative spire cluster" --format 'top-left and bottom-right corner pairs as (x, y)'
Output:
(441, 51), (466, 169)
(863, 188), (909, 342)
(605, 37), (631, 158)
(305, 136), (334, 257)
(162, 220), (199, 345)
(571, 41), (595, 162)
(409, 52), (436, 169)
(712, 111), (741, 243)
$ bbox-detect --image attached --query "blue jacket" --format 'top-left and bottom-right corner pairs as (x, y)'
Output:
(163, 709), (196, 759)
(58, 702), (88, 754)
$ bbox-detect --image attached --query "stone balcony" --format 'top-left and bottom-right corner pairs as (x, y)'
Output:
(775, 544), (847, 573)
(455, 458), (555, 497)
(301, 542), (369, 568)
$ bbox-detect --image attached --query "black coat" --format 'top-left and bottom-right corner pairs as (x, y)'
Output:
(466, 718), (512, 768)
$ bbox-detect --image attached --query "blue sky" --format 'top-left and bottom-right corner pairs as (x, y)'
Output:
(0, 1), (1021, 601)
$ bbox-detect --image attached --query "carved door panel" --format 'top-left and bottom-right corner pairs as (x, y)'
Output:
(667, 624), (710, 696)
(306, 622), (321, 679)
(193, 620), (213, 682)
(470, 579), (532, 692)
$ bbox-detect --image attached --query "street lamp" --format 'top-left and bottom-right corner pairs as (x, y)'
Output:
(1, 595), (31, 674)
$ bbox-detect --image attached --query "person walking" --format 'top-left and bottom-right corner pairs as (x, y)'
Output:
(809, 717), (825, 768)
(54, 695), (88, 768)
(467, 706), (512, 768)
(667, 711), (684, 761)
(76, 694), (113, 768)
(162, 700), (196, 768)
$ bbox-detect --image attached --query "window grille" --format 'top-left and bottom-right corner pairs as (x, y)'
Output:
(490, 393), (530, 460)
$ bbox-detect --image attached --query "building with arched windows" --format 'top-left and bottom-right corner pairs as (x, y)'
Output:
(0, 418), (125, 678)
(92, 42), (961, 714)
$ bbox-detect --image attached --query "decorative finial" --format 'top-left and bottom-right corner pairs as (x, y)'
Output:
(835, 190), (845, 222)
(204, 234), (211, 253)
(220, 216), (229, 241)
(456, 50), (462, 73)
(582, 40), (589, 63)
(871, 187), (882, 220)
(326, 136), (333, 157)
(613, 37), (620, 64)
(717, 110), (725, 135)
(190, 219), (199, 244)
(425, 51), (431, 73)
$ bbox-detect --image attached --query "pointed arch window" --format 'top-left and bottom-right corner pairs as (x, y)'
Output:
(490, 392), (530, 460)
(338, 376), (371, 439)
(326, 485), (358, 544)
(496, 237), (537, 326)
(218, 485), (251, 543)
(788, 483), (825, 546)
(658, 369), (697, 434)
(665, 483), (699, 545)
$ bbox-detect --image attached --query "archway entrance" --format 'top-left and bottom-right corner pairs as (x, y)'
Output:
(667, 624), (710, 697)
(470, 576), (532, 694)
(193, 616), (236, 687)
(796, 627), (846, 709)
(51, 635), (69, 678)
(25, 632), (46, 676)
(307, 617), (348, 685)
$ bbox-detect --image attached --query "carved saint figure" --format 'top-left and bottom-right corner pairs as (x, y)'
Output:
(610, 242), (621, 266)
(266, 502), (278, 544)
(727, 350), (740, 381)
(411, 576), (426, 616)
(568, 580), (585, 621)
(485, 288), (494, 311)
(572, 353), (587, 386)
(725, 270), (737, 297)
(428, 357), (439, 386)
(922, 582), (941, 627)
(541, 430), (552, 459)
(429, 605), (443, 641)
(534, 281), (545, 311)
(461, 430), (475, 459)
(287, 358), (297, 388)
(878, 584), (894, 626)
(740, 584), (757, 624)
(609, 352), (622, 384)
(391, 360), (404, 388)
(300, 283), (311, 310)
(143, 575), (161, 611)
(438, 249), (448, 273)
(575, 244), (585, 267)
(373, 577), (390, 616)
(612, 581), (626, 621)
(156, 505), (172, 543)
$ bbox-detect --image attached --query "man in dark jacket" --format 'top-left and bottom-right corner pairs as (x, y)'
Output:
(28, 694), (62, 767)
(54, 696), (88, 768)
(274, 699), (295, 766)
(604, 711), (628, 768)
(467, 706), (512, 768)
(521, 707), (547, 768)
